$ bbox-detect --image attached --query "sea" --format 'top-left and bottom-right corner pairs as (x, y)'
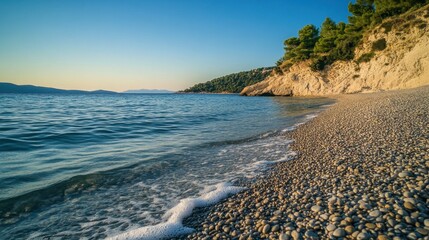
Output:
(0, 93), (334, 239)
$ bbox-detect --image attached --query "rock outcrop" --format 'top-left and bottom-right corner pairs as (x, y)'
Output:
(241, 5), (429, 96)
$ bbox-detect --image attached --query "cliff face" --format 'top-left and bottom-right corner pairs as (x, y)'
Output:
(241, 6), (429, 96)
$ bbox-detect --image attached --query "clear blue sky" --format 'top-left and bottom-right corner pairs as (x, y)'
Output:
(0, 0), (351, 91)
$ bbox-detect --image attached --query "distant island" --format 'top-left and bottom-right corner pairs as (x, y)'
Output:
(0, 82), (117, 94)
(123, 89), (174, 94)
(181, 67), (274, 93)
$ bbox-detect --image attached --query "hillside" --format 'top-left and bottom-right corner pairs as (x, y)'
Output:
(0, 82), (116, 94)
(182, 67), (273, 93)
(242, 3), (429, 96)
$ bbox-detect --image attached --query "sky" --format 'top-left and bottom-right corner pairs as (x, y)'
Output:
(0, 0), (352, 92)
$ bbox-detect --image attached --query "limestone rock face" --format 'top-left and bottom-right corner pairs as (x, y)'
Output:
(241, 6), (429, 96)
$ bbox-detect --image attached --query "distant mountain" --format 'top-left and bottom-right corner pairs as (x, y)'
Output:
(0, 82), (117, 94)
(123, 89), (174, 94)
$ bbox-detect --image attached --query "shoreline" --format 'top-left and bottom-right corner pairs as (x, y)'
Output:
(178, 86), (429, 239)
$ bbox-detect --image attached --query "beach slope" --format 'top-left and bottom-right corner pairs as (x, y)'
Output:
(181, 86), (429, 239)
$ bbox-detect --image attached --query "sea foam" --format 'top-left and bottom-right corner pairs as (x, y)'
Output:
(108, 109), (326, 240)
(107, 182), (244, 240)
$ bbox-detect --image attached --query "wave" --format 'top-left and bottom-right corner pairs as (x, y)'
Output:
(105, 111), (327, 239)
(107, 183), (244, 240)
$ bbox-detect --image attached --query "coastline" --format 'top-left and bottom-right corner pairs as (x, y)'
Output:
(179, 86), (429, 239)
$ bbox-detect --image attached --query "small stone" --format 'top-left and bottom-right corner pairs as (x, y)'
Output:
(291, 230), (300, 240)
(365, 223), (376, 229)
(397, 209), (408, 216)
(369, 210), (380, 218)
(333, 228), (346, 237)
(272, 225), (280, 232)
(305, 230), (319, 239)
(279, 233), (289, 240)
(403, 191), (412, 198)
(344, 217), (353, 224)
(357, 232), (371, 240)
(263, 224), (271, 234)
(399, 171), (410, 178)
(377, 235), (388, 240)
(424, 219), (429, 227)
(311, 205), (322, 213)
(404, 202), (416, 210)
(326, 224), (336, 232)
(345, 225), (355, 233)
(416, 228), (428, 236)
(403, 198), (416, 205)
(407, 232), (418, 239)
(360, 203), (371, 210)
(398, 171), (411, 178)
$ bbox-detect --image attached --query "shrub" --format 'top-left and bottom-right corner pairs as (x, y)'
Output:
(381, 21), (394, 33)
(406, 14), (417, 20)
(281, 62), (294, 72)
(310, 56), (334, 71)
(357, 52), (375, 63)
(372, 38), (387, 51)
(411, 19), (426, 27)
(274, 67), (283, 75)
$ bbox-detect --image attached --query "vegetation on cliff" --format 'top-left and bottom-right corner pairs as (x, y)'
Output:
(277, 0), (429, 73)
(181, 67), (274, 93)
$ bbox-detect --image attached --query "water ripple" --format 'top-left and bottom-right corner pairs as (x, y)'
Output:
(0, 93), (334, 239)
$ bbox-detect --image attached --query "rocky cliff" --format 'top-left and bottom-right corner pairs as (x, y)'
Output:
(241, 5), (429, 96)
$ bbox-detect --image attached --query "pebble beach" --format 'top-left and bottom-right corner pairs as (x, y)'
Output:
(178, 86), (429, 240)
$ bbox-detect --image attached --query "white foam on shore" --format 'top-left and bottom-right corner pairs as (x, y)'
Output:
(282, 112), (323, 133)
(107, 109), (330, 240)
(107, 182), (244, 240)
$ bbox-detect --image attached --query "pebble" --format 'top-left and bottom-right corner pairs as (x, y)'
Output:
(416, 228), (428, 236)
(311, 205), (322, 213)
(332, 228), (346, 237)
(345, 225), (354, 233)
(305, 230), (319, 239)
(357, 232), (371, 240)
(369, 210), (380, 218)
(279, 233), (289, 240)
(377, 235), (388, 240)
(272, 225), (280, 232)
(326, 224), (336, 232)
(399, 171), (410, 178)
(291, 230), (300, 240)
(404, 202), (415, 210)
(365, 223), (376, 229)
(263, 224), (271, 234)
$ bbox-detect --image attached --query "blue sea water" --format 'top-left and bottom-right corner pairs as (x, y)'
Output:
(0, 93), (334, 239)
